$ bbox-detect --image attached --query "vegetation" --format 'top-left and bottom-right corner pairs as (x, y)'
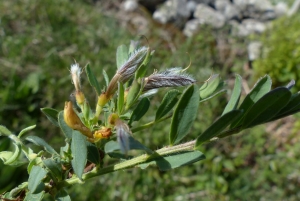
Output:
(1, 0), (300, 200)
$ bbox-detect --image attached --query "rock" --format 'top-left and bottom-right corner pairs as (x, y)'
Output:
(275, 2), (288, 17)
(242, 19), (266, 34)
(248, 41), (262, 61)
(194, 4), (225, 28)
(183, 19), (202, 37)
(215, 0), (240, 20)
(122, 0), (139, 12)
(230, 19), (266, 37)
(153, 0), (190, 27)
(187, 1), (198, 13)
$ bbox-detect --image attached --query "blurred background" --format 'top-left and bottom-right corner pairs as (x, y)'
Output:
(1, 0), (300, 200)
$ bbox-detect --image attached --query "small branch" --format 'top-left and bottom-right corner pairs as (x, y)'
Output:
(57, 140), (195, 188)
(131, 114), (172, 133)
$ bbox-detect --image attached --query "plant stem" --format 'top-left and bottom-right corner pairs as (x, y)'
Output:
(56, 127), (242, 188)
(57, 140), (195, 188)
(131, 114), (172, 133)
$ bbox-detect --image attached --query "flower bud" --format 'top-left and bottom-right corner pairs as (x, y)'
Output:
(108, 113), (119, 126)
(106, 47), (148, 97)
(143, 67), (196, 91)
(115, 119), (131, 155)
(93, 127), (112, 139)
(75, 91), (85, 105)
(70, 63), (82, 92)
(64, 101), (93, 138)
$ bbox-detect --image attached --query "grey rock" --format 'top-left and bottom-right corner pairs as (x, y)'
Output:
(183, 19), (202, 37)
(122, 0), (139, 12)
(275, 2), (288, 17)
(194, 4), (225, 28)
(153, 0), (190, 27)
(215, 0), (241, 20)
(248, 41), (262, 61)
(230, 19), (266, 37)
(187, 1), (198, 13)
(190, 0), (214, 5)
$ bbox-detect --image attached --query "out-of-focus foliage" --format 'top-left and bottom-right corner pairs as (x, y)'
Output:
(1, 0), (300, 200)
(0, 0), (133, 136)
(253, 13), (300, 89)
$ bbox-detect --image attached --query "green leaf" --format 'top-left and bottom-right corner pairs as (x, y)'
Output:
(129, 98), (150, 124)
(43, 158), (62, 181)
(169, 85), (200, 145)
(55, 189), (71, 201)
(230, 75), (272, 128)
(18, 125), (36, 138)
(116, 44), (128, 69)
(199, 89), (226, 103)
(103, 69), (110, 87)
(40, 108), (59, 127)
(87, 142), (100, 165)
(2, 142), (22, 165)
(135, 48), (152, 79)
(26, 136), (58, 155)
(118, 82), (125, 115)
(272, 92), (300, 119)
(85, 64), (101, 95)
(155, 89), (180, 121)
(125, 80), (141, 110)
(71, 130), (87, 180)
(24, 191), (45, 201)
(195, 110), (243, 147)
(138, 151), (205, 171)
(199, 74), (220, 99)
(28, 166), (47, 193)
(9, 182), (28, 198)
(222, 74), (242, 115)
(58, 111), (73, 139)
(0, 125), (12, 136)
(242, 87), (292, 128)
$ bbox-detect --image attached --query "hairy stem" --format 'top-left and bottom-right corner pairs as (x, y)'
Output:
(57, 140), (195, 188)
(131, 114), (172, 133)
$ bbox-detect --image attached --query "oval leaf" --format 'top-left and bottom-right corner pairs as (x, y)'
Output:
(71, 130), (87, 180)
(18, 125), (36, 138)
(199, 74), (220, 99)
(43, 158), (62, 181)
(2, 143), (22, 165)
(155, 89), (180, 121)
(195, 110), (243, 148)
(118, 82), (125, 115)
(103, 69), (110, 87)
(58, 111), (73, 139)
(24, 191), (45, 201)
(28, 166), (47, 193)
(129, 98), (150, 124)
(26, 136), (58, 155)
(169, 85), (200, 145)
(41, 108), (59, 127)
(272, 92), (300, 119)
(242, 87), (292, 128)
(230, 75), (272, 128)
(85, 64), (101, 95)
(116, 44), (128, 69)
(55, 189), (71, 201)
(87, 142), (100, 165)
(138, 151), (205, 171)
(222, 74), (242, 115)
(0, 125), (12, 136)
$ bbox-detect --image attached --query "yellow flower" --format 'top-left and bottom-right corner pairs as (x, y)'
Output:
(64, 101), (93, 138)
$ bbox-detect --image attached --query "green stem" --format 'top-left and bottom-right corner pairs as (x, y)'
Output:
(131, 114), (172, 133)
(57, 140), (195, 188)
